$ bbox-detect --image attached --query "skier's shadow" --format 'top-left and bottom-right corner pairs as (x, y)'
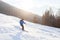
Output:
(12, 31), (23, 40)
(11, 26), (23, 40)
(13, 32), (22, 40)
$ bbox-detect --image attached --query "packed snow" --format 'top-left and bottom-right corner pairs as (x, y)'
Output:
(0, 13), (60, 40)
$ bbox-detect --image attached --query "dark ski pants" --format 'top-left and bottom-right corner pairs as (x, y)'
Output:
(21, 25), (24, 30)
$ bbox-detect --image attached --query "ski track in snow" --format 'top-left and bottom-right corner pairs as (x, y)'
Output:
(0, 13), (60, 40)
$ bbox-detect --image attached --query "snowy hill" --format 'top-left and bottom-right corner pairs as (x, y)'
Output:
(0, 13), (60, 40)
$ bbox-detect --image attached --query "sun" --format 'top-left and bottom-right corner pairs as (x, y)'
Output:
(20, 0), (33, 10)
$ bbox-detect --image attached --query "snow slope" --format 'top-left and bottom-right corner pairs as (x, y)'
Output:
(0, 13), (60, 40)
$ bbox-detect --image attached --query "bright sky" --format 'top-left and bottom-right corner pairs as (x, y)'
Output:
(2, 0), (60, 16)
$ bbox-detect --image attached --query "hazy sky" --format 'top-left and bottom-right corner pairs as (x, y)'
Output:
(2, 0), (60, 16)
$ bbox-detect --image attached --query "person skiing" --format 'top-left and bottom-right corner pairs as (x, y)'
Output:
(20, 19), (25, 31)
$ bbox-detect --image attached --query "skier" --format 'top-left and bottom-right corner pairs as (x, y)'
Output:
(20, 19), (25, 31)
